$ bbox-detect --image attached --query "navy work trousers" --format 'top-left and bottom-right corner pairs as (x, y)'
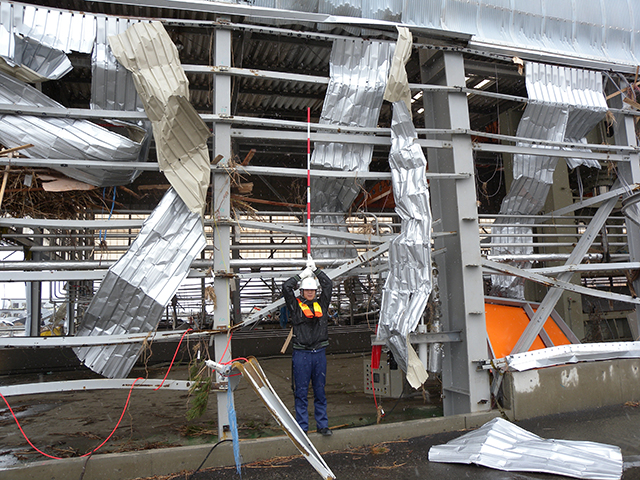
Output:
(292, 347), (328, 432)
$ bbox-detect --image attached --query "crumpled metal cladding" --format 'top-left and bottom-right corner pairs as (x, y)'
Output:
(310, 38), (392, 259)
(92, 16), (147, 115)
(108, 21), (210, 216)
(0, 70), (147, 187)
(74, 188), (206, 378)
(0, 2), (95, 80)
(491, 63), (608, 298)
(377, 101), (432, 373)
(429, 417), (622, 480)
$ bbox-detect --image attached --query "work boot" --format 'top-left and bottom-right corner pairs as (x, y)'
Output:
(318, 428), (332, 436)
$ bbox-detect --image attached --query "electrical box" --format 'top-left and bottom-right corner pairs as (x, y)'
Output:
(363, 352), (405, 399)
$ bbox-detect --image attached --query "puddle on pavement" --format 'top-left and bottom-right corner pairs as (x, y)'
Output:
(0, 402), (59, 422)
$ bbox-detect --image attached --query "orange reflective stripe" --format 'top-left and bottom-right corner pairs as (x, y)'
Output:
(297, 299), (323, 318)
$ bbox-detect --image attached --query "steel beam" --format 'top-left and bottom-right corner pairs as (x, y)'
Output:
(510, 191), (621, 354)
(0, 330), (214, 349)
(0, 379), (193, 397)
(235, 241), (391, 329)
(614, 107), (640, 340)
(239, 165), (470, 181)
(238, 219), (391, 244)
(483, 259), (640, 306)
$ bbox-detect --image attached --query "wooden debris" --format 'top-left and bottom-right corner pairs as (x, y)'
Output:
(372, 461), (407, 470)
(231, 194), (304, 209)
(241, 148), (256, 166)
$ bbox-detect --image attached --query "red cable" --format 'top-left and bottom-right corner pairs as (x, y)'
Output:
(219, 331), (233, 364)
(0, 377), (143, 460)
(217, 331), (249, 366)
(2, 328), (226, 461)
(153, 328), (192, 391)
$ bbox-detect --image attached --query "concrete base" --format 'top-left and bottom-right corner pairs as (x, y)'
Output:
(503, 358), (640, 420)
(1, 410), (500, 480)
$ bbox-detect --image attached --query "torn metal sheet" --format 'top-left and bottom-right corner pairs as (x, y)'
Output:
(383, 26), (412, 114)
(109, 21), (210, 216)
(0, 70), (148, 187)
(429, 417), (622, 480)
(310, 37), (392, 258)
(232, 357), (336, 480)
(92, 16), (145, 112)
(0, 2), (96, 81)
(17, 4), (95, 54)
(504, 341), (640, 372)
(376, 100), (432, 380)
(74, 188), (206, 378)
(490, 63), (607, 298)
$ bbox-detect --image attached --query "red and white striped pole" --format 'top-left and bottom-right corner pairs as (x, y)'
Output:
(306, 107), (311, 257)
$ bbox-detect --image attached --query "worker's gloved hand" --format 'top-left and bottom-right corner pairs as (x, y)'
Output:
(306, 254), (316, 271)
(299, 266), (314, 279)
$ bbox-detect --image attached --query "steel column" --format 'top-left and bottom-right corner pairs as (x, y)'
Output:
(213, 24), (233, 439)
(25, 249), (41, 337)
(615, 112), (640, 339)
(420, 49), (491, 414)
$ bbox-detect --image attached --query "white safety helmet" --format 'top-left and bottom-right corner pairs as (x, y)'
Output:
(300, 276), (318, 290)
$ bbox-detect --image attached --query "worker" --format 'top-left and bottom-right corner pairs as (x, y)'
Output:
(282, 255), (333, 436)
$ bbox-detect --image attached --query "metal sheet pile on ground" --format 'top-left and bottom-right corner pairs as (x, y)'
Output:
(491, 63), (608, 298)
(74, 188), (206, 378)
(429, 417), (623, 480)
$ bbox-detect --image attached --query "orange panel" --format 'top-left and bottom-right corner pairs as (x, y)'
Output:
(534, 308), (573, 348)
(484, 303), (571, 359)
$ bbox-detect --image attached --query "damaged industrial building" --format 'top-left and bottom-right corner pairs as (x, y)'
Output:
(1, 0), (640, 479)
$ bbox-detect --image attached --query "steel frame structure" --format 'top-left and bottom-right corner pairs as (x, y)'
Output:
(0, 1), (640, 432)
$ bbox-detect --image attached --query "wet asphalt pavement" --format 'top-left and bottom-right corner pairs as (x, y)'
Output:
(156, 404), (640, 480)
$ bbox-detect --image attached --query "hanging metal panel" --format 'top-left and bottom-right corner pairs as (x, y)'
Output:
(18, 4), (95, 53)
(362, 0), (401, 22)
(490, 63), (607, 298)
(92, 16), (144, 112)
(377, 101), (432, 374)
(310, 37), (392, 258)
(109, 21), (210, 216)
(74, 188), (206, 379)
(0, 2), (97, 81)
